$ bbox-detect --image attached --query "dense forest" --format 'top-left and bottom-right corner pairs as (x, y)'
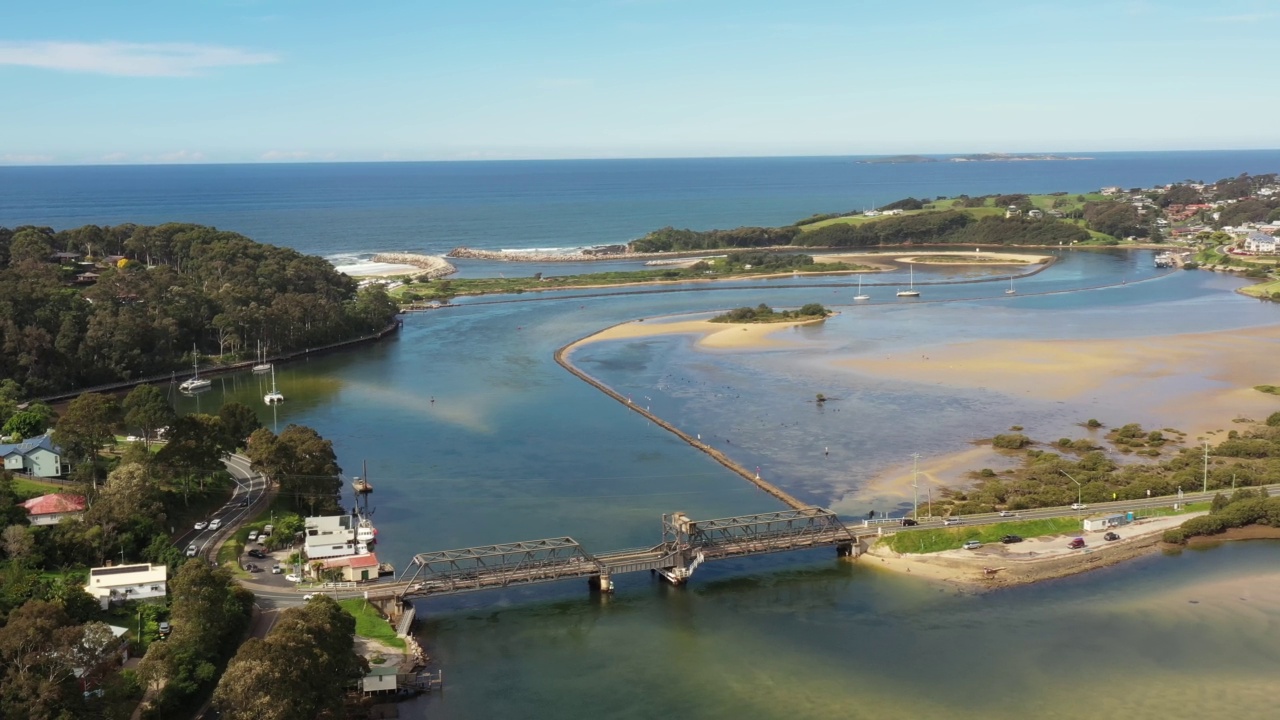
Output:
(0, 223), (400, 396)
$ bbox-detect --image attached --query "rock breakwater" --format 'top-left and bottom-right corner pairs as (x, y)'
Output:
(371, 253), (456, 279)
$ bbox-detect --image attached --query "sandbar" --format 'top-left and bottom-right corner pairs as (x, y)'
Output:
(568, 316), (829, 353)
(812, 250), (1051, 267)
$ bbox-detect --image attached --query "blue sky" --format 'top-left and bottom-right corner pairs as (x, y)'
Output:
(2, 0), (1278, 164)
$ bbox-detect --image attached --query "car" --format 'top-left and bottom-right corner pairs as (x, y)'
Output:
(185, 544), (198, 557)
(998, 510), (1014, 517)
(208, 518), (222, 530)
(1104, 531), (1120, 541)
(900, 518), (918, 527)
(1000, 534), (1023, 544)
(236, 500), (249, 508)
(962, 540), (982, 550)
(285, 573), (302, 583)
(247, 530), (259, 542)
(1070, 503), (1087, 510)
(193, 521), (208, 531)
(244, 563), (257, 572)
(1067, 537), (1086, 549)
(158, 621), (171, 638)
(302, 593), (318, 601)
(247, 548), (266, 559)
(262, 524), (274, 536)
(943, 517), (961, 525)
(271, 564), (283, 574)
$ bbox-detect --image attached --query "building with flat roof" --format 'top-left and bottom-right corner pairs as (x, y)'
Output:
(84, 564), (168, 609)
(303, 514), (370, 560)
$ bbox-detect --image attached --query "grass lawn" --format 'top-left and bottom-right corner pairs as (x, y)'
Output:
(882, 516), (1083, 554)
(12, 476), (64, 498)
(1240, 279), (1280, 298)
(799, 206), (1004, 232)
(338, 599), (406, 650)
(1140, 501), (1210, 518)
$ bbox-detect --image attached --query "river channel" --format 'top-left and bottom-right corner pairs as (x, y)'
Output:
(174, 250), (1280, 718)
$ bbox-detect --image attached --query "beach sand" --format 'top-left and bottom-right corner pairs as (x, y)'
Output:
(569, 316), (829, 352)
(813, 250), (1051, 267)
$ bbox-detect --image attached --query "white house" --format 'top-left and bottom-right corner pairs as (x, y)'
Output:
(21, 493), (86, 526)
(0, 433), (66, 477)
(303, 514), (371, 560)
(1245, 232), (1278, 254)
(84, 564), (168, 609)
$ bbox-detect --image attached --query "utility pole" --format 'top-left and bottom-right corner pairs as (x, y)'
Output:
(1061, 470), (1082, 509)
(911, 453), (921, 520)
(1203, 440), (1210, 493)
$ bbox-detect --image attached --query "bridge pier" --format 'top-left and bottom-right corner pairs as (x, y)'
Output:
(588, 573), (614, 594)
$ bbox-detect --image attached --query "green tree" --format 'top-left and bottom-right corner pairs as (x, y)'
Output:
(1, 411), (48, 440)
(5, 229), (53, 267)
(0, 600), (86, 719)
(156, 414), (228, 479)
(122, 384), (175, 447)
(52, 393), (120, 479)
(218, 402), (262, 449)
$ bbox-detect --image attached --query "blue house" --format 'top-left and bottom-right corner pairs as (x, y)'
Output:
(0, 433), (67, 478)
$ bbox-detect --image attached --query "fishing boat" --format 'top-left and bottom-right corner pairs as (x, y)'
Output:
(263, 366), (285, 405)
(854, 275), (870, 301)
(1005, 275), (1016, 295)
(896, 264), (920, 298)
(178, 347), (212, 393)
(252, 340), (272, 374)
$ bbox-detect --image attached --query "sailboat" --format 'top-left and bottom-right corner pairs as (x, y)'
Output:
(896, 264), (920, 298)
(854, 275), (870, 301)
(1005, 275), (1016, 295)
(252, 340), (272, 374)
(263, 366), (285, 405)
(178, 347), (212, 393)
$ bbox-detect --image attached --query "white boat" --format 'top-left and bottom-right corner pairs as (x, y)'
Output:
(896, 264), (920, 298)
(1005, 275), (1016, 294)
(179, 348), (212, 393)
(264, 366), (285, 405)
(854, 275), (870, 301)
(252, 340), (272, 374)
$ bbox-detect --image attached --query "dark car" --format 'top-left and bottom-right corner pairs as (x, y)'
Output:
(247, 548), (267, 559)
(1000, 534), (1023, 544)
(1104, 531), (1120, 541)
(1068, 537), (1086, 549)
(243, 563), (257, 572)
(900, 518), (918, 527)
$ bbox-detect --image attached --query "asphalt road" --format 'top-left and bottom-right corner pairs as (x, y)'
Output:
(171, 454), (269, 561)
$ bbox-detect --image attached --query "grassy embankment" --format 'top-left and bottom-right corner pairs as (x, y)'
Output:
(338, 598), (406, 650)
(881, 517), (1081, 554)
(11, 476), (62, 498)
(391, 258), (873, 302)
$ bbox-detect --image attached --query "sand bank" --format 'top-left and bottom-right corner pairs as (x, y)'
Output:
(862, 512), (1205, 589)
(568, 316), (829, 353)
(842, 326), (1280, 439)
(812, 250), (1051, 267)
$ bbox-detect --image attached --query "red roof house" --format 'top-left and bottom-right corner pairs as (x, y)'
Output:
(22, 493), (87, 526)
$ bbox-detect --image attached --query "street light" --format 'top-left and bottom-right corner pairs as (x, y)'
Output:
(1061, 470), (1082, 509)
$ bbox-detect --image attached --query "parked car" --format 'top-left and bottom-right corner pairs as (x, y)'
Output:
(271, 564), (283, 574)
(247, 548), (266, 559)
(962, 540), (982, 550)
(247, 530), (259, 541)
(244, 563), (257, 572)
(943, 517), (961, 525)
(1068, 537), (1086, 549)
(193, 521), (208, 531)
(900, 518), (918, 527)
(285, 573), (302, 583)
(208, 518), (222, 530)
(1104, 532), (1120, 541)
(262, 524), (274, 536)
(1070, 503), (1088, 510)
(158, 621), (171, 638)
(185, 544), (198, 557)
(1000, 534), (1023, 544)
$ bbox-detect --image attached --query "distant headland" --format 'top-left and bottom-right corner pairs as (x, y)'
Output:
(858, 153), (1093, 164)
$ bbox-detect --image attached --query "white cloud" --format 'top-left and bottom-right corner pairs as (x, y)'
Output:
(0, 41), (278, 77)
(98, 152), (130, 163)
(0, 153), (54, 164)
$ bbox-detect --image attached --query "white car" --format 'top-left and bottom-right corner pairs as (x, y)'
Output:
(962, 540), (982, 550)
(271, 564), (283, 574)
(302, 593), (319, 601)
(194, 521), (208, 531)
(208, 519), (222, 530)
(285, 573), (302, 583)
(185, 544), (198, 557)
(247, 530), (259, 542)
(998, 510), (1013, 517)
(1071, 503), (1088, 510)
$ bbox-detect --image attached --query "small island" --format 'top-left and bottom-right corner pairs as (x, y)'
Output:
(710, 303), (831, 323)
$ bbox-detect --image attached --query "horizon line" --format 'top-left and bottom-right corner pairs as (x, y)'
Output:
(3, 147), (1280, 169)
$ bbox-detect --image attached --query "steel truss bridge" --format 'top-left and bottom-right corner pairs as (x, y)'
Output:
(367, 507), (857, 603)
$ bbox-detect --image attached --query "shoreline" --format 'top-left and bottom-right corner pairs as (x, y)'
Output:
(448, 243), (1101, 264)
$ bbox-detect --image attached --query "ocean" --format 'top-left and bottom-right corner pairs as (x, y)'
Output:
(3, 151), (1279, 264)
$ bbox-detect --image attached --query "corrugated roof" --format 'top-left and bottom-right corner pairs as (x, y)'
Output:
(22, 493), (86, 516)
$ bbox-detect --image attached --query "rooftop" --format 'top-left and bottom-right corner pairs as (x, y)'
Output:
(22, 493), (86, 516)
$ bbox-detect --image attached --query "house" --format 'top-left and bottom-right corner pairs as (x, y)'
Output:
(21, 493), (86, 526)
(0, 433), (67, 477)
(84, 564), (168, 609)
(361, 666), (400, 694)
(1101, 186), (1122, 195)
(319, 552), (381, 582)
(50, 251), (83, 264)
(1244, 232), (1278, 254)
(303, 514), (371, 560)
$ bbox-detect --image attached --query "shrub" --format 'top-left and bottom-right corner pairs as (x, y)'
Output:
(992, 433), (1032, 450)
(1180, 515), (1228, 536)
(1163, 528), (1188, 544)
(1086, 418), (1103, 428)
(1267, 411), (1280, 427)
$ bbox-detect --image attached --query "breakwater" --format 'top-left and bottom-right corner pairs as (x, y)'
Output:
(371, 252), (457, 279)
(448, 246), (744, 263)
